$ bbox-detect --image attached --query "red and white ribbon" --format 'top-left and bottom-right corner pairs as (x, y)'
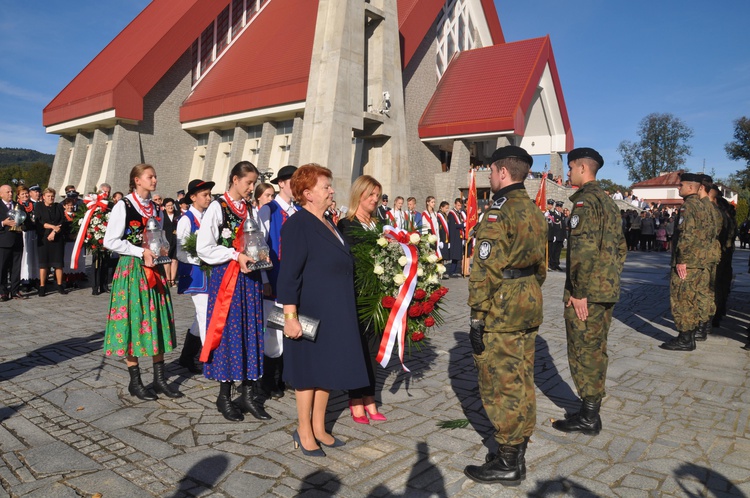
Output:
(71, 193), (109, 269)
(376, 225), (419, 372)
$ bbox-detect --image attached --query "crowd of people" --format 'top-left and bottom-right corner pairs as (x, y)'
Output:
(2, 152), (749, 485)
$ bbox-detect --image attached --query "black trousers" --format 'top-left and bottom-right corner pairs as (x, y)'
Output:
(92, 251), (109, 292)
(549, 241), (563, 269)
(0, 245), (22, 296)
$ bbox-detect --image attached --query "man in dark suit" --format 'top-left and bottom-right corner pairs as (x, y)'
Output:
(0, 184), (27, 300)
(376, 194), (391, 222)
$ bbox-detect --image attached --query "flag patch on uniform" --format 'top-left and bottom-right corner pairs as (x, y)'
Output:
(575, 201), (584, 207)
(487, 214), (498, 222)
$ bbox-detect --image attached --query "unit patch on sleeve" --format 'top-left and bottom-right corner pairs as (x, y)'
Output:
(478, 240), (492, 260)
(490, 197), (507, 210)
(570, 215), (580, 229)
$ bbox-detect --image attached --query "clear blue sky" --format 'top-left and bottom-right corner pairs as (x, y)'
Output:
(1, 0), (748, 187)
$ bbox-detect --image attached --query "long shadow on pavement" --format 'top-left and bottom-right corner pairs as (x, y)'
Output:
(168, 454), (230, 498)
(534, 332), (579, 412)
(527, 477), (596, 497)
(0, 331), (103, 382)
(674, 462), (748, 498)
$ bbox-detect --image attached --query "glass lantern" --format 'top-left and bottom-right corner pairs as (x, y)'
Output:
(142, 217), (171, 265)
(6, 209), (26, 232)
(242, 217), (273, 272)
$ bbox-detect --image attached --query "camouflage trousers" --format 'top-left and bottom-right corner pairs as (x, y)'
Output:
(474, 328), (537, 446)
(697, 264), (717, 322)
(564, 302), (614, 403)
(670, 267), (709, 332)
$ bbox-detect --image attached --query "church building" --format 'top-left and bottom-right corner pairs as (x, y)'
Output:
(43, 0), (573, 204)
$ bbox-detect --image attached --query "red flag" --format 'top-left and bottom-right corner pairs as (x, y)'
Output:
(535, 171), (547, 211)
(466, 169), (478, 236)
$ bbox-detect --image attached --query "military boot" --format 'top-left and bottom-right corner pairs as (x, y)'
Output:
(465, 444), (521, 485)
(694, 322), (708, 342)
(485, 437), (528, 479)
(552, 398), (602, 435)
(659, 328), (696, 351)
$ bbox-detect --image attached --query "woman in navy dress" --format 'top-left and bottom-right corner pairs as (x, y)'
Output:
(277, 164), (368, 457)
(196, 161), (270, 422)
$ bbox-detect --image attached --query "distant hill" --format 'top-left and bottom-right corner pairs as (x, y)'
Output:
(0, 148), (55, 167)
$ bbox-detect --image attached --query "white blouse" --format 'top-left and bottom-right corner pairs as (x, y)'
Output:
(196, 195), (243, 266)
(103, 193), (156, 258)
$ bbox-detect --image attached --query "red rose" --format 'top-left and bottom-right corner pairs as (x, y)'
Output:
(414, 289), (427, 300)
(438, 287), (449, 297)
(381, 296), (396, 309)
(422, 302), (435, 315)
(429, 291), (441, 303)
(411, 331), (425, 342)
(408, 304), (422, 318)
(424, 317), (435, 327)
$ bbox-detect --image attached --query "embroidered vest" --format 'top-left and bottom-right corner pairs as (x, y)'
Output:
(177, 210), (209, 294)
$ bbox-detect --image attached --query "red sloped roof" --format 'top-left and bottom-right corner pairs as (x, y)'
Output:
(180, 0), (318, 123)
(631, 171), (683, 188)
(417, 36), (572, 150)
(43, 0), (228, 127)
(398, 0), (504, 70)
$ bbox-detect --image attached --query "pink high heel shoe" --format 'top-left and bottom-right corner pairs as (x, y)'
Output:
(349, 400), (369, 425)
(365, 406), (387, 422)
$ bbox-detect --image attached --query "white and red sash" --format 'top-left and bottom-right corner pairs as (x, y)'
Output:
(71, 193), (110, 270)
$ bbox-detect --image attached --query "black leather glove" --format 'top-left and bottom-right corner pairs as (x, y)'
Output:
(469, 320), (485, 355)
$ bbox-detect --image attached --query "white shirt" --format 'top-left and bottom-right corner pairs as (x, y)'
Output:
(612, 192), (623, 200)
(103, 193), (155, 258)
(422, 210), (439, 236)
(393, 209), (406, 229)
(197, 194), (245, 265)
(176, 206), (204, 265)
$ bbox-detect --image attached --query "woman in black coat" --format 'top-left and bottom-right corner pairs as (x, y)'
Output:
(34, 188), (67, 296)
(161, 198), (179, 286)
(277, 164), (368, 457)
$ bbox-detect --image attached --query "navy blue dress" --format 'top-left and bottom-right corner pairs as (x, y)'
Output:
(276, 208), (369, 390)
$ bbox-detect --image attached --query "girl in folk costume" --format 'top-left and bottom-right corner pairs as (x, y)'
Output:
(102, 164), (182, 401)
(391, 196), (406, 229)
(197, 161), (271, 422)
(175, 179), (215, 375)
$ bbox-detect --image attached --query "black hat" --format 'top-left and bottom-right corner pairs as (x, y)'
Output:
(680, 172), (702, 183)
(382, 194), (389, 201)
(29, 185), (41, 192)
(555, 200), (564, 207)
(489, 145), (533, 167)
(178, 197), (190, 206)
(270, 165), (297, 185)
(184, 179), (216, 204)
(699, 174), (713, 183)
(176, 189), (185, 196)
(547, 198), (555, 205)
(65, 190), (80, 198)
(568, 147), (604, 167)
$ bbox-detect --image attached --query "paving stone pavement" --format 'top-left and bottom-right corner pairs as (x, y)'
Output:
(1, 248), (749, 497)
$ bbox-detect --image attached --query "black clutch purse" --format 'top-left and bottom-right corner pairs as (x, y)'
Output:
(266, 307), (319, 341)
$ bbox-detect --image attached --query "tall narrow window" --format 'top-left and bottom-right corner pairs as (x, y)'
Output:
(231, 0), (244, 37)
(216, 7), (230, 54)
(200, 23), (214, 74)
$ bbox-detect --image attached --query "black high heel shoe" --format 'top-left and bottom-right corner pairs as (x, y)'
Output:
(292, 430), (325, 457)
(317, 435), (346, 448)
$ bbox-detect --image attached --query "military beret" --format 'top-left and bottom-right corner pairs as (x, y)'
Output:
(680, 172), (702, 182)
(489, 145), (533, 167)
(699, 174), (713, 183)
(547, 198), (555, 205)
(568, 147), (604, 167)
(555, 200), (564, 207)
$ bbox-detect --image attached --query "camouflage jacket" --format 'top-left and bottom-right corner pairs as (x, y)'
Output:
(701, 195), (722, 265)
(564, 181), (627, 303)
(672, 194), (711, 268)
(468, 184), (547, 333)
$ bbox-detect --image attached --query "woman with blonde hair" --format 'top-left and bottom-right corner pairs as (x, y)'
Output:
(103, 164), (182, 401)
(337, 175), (388, 424)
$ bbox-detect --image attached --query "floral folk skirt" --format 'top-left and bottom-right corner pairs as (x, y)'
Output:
(203, 262), (264, 382)
(103, 256), (176, 358)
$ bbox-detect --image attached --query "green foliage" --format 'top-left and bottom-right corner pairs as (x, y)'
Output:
(736, 197), (748, 226)
(436, 419), (470, 429)
(0, 161), (52, 190)
(725, 117), (750, 190)
(597, 178), (630, 195)
(0, 148), (54, 167)
(617, 113), (694, 183)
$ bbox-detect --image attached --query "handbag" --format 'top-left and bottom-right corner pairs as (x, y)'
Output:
(266, 307), (319, 341)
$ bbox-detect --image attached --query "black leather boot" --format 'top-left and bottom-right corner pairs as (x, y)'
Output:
(178, 331), (202, 374)
(465, 444), (521, 485)
(128, 365), (157, 401)
(152, 361), (183, 398)
(552, 398), (602, 435)
(236, 381), (272, 420)
(38, 286), (46, 297)
(485, 436), (528, 479)
(659, 328), (696, 351)
(694, 322), (708, 342)
(217, 382), (243, 422)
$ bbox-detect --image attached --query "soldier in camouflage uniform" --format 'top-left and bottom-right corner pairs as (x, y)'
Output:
(710, 186), (735, 328)
(693, 174), (722, 341)
(464, 145), (547, 486)
(551, 148), (626, 436)
(660, 173), (712, 351)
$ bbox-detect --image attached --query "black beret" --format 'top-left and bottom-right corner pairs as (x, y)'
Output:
(547, 198), (555, 205)
(489, 145), (533, 167)
(699, 174), (713, 183)
(568, 147), (604, 167)
(680, 172), (701, 182)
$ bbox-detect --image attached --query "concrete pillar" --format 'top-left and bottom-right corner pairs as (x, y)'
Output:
(80, 128), (108, 195)
(550, 152), (563, 179)
(64, 132), (90, 192)
(288, 116), (304, 167)
(48, 135), (74, 192)
(229, 125), (249, 168)
(203, 129), (222, 185)
(106, 122), (143, 193)
(446, 139), (471, 202)
(258, 122), (276, 173)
